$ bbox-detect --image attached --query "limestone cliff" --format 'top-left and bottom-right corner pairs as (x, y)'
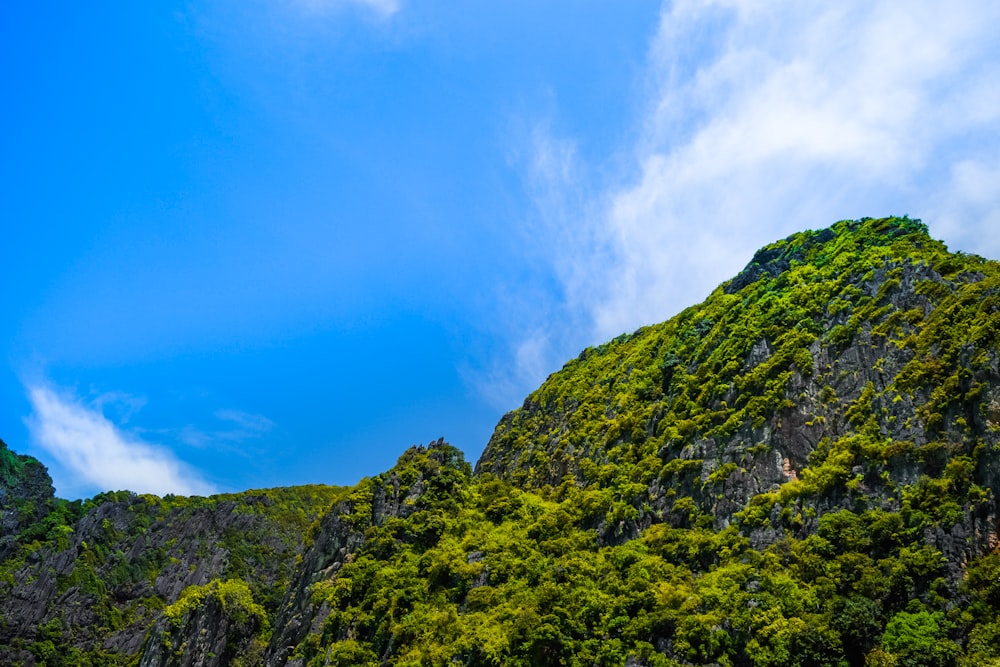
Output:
(478, 217), (1000, 562)
(3, 217), (1000, 666)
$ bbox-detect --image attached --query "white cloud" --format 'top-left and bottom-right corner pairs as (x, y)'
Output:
(591, 0), (1000, 337)
(489, 0), (1000, 405)
(293, 0), (400, 18)
(930, 156), (1000, 260)
(26, 385), (216, 497)
(534, 0), (999, 339)
(214, 409), (275, 434)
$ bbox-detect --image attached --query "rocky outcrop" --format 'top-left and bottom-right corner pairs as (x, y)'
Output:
(265, 440), (469, 667)
(477, 217), (1000, 554)
(0, 438), (59, 560)
(0, 478), (341, 665)
(140, 579), (268, 667)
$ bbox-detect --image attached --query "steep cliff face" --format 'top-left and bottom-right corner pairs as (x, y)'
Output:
(140, 579), (269, 667)
(3, 217), (1000, 666)
(0, 482), (344, 665)
(478, 217), (1000, 557)
(265, 440), (471, 667)
(0, 438), (64, 561)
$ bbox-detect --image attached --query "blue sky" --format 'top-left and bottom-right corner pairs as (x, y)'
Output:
(3, 1), (999, 498)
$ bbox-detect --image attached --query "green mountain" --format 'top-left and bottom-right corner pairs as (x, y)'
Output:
(3, 217), (1000, 666)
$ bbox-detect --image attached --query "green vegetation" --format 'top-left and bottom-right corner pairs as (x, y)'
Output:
(287, 442), (1000, 666)
(0, 481), (345, 666)
(151, 578), (271, 665)
(482, 218), (993, 500)
(3, 218), (1000, 665)
(164, 579), (268, 629)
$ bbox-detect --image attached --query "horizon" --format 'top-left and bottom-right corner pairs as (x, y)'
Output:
(3, 1), (999, 499)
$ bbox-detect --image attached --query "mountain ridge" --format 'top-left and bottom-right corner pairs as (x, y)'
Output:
(478, 217), (998, 546)
(3, 217), (1000, 666)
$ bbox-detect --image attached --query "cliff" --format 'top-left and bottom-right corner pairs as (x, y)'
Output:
(0, 439), (64, 562)
(0, 479), (345, 665)
(2, 217), (999, 666)
(478, 217), (1000, 554)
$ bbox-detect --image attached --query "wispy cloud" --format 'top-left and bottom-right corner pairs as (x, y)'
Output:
(493, 0), (1000, 403)
(26, 384), (216, 498)
(587, 0), (1000, 337)
(178, 409), (276, 449)
(471, 122), (614, 409)
(293, 0), (400, 18)
(214, 409), (275, 434)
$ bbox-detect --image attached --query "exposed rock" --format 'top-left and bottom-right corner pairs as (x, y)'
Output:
(0, 479), (340, 665)
(4, 217), (1000, 666)
(140, 579), (268, 667)
(265, 440), (468, 666)
(0, 438), (59, 561)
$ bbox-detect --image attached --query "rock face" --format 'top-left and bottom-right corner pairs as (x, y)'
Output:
(140, 579), (269, 667)
(0, 438), (59, 561)
(478, 217), (1000, 555)
(265, 440), (469, 667)
(3, 217), (1000, 666)
(0, 483), (343, 665)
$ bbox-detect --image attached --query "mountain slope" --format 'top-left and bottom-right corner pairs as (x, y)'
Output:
(0, 474), (345, 666)
(0, 438), (73, 562)
(479, 216), (1000, 552)
(2, 217), (1000, 666)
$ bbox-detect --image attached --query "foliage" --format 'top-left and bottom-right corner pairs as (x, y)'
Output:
(164, 578), (268, 629)
(3, 218), (1000, 665)
(0, 478), (345, 665)
(286, 438), (1000, 666)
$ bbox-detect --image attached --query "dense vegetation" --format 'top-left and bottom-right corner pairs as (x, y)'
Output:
(2, 218), (999, 666)
(277, 442), (1000, 667)
(0, 462), (347, 666)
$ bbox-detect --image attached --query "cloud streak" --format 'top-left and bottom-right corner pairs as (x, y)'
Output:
(177, 409), (276, 450)
(26, 385), (216, 498)
(293, 0), (400, 18)
(496, 0), (1000, 402)
(595, 0), (1000, 336)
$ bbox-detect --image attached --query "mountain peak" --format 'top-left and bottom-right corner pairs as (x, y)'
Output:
(725, 216), (931, 294)
(476, 216), (998, 543)
(4, 217), (1000, 666)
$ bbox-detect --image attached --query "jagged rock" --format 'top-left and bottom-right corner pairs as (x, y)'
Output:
(478, 218), (1000, 559)
(265, 440), (468, 666)
(0, 438), (58, 560)
(140, 579), (268, 667)
(4, 217), (1000, 666)
(0, 473), (340, 665)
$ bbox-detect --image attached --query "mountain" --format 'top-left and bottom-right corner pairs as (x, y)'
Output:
(2, 217), (1000, 666)
(1, 439), (60, 561)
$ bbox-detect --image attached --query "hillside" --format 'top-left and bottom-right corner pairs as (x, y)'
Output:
(2, 217), (999, 666)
